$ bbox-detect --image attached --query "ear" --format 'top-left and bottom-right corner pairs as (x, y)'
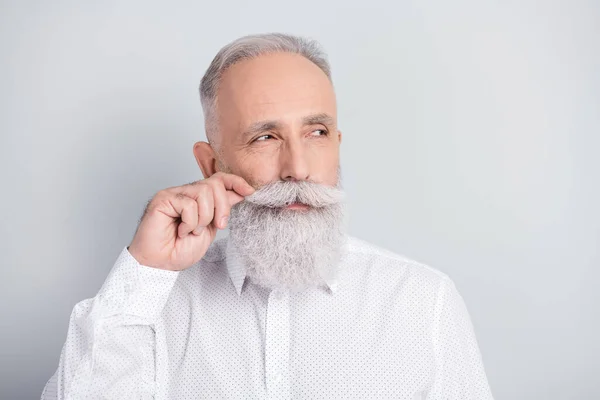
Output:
(193, 141), (218, 178)
(337, 129), (343, 144)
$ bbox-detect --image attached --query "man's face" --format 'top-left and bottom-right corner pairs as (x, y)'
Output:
(213, 52), (341, 188)
(196, 51), (345, 290)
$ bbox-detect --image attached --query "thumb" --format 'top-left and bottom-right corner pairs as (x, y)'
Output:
(226, 191), (245, 207)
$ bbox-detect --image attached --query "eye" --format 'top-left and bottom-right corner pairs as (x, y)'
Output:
(254, 134), (274, 142)
(310, 129), (328, 137)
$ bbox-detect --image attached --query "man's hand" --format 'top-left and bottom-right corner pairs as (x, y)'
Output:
(128, 172), (255, 271)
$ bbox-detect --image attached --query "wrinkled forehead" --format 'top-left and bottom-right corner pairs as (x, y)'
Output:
(216, 53), (337, 131)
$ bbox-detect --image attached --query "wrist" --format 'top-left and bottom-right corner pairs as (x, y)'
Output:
(127, 244), (148, 267)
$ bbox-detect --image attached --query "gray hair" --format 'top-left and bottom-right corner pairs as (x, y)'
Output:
(199, 33), (332, 143)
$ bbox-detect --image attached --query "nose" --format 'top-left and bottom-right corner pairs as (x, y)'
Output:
(279, 140), (309, 182)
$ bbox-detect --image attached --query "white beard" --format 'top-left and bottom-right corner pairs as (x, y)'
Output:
(227, 180), (346, 292)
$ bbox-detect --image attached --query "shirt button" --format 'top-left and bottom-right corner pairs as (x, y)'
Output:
(274, 290), (284, 300)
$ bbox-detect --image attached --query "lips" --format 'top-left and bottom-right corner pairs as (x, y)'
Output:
(285, 202), (310, 210)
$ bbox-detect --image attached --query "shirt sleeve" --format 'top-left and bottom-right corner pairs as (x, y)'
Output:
(41, 247), (179, 400)
(426, 276), (494, 400)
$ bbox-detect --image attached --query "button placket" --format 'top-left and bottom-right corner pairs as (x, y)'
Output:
(264, 289), (291, 398)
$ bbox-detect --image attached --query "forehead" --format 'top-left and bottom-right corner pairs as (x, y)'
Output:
(217, 53), (337, 128)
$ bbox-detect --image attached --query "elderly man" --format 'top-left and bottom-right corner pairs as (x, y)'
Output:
(42, 33), (493, 399)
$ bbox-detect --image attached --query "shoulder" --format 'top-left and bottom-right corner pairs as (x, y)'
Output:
(344, 235), (452, 293)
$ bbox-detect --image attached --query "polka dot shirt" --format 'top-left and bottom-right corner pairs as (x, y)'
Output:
(42, 236), (493, 399)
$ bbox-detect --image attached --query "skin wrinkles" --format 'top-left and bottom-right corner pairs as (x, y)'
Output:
(193, 52), (341, 190)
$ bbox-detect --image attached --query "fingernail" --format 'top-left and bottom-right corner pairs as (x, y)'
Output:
(220, 216), (228, 228)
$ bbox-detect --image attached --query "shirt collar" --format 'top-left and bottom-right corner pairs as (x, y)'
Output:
(225, 237), (340, 296)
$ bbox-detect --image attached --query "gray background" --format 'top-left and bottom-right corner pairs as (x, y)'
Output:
(1, 0), (598, 399)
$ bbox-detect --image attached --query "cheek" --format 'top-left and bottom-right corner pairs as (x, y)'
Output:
(309, 140), (340, 185)
(233, 150), (280, 188)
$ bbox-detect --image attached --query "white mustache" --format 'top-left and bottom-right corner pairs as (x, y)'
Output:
(244, 180), (344, 208)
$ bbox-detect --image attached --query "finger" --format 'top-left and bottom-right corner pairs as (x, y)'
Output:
(213, 172), (255, 197)
(194, 184), (215, 233)
(178, 173), (254, 200)
(167, 194), (198, 239)
(205, 180), (231, 229)
(226, 191), (245, 207)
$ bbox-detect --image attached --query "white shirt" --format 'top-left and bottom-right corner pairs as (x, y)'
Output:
(42, 236), (493, 399)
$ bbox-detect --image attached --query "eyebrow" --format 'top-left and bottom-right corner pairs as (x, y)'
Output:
(242, 120), (282, 141)
(241, 113), (336, 141)
(302, 112), (336, 127)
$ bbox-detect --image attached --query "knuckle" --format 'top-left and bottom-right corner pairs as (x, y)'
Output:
(148, 192), (165, 208)
(202, 176), (220, 187)
(203, 178), (225, 195)
(155, 189), (169, 199)
(199, 183), (213, 197)
(210, 172), (228, 183)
